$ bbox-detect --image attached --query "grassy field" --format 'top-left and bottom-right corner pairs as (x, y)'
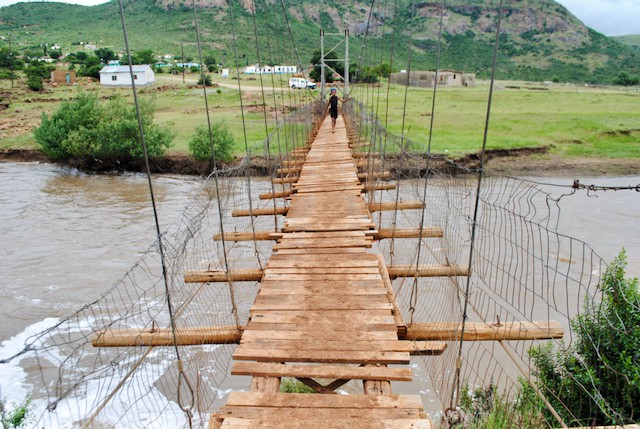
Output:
(1, 72), (639, 161)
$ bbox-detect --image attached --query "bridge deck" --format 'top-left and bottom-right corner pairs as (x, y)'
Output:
(212, 117), (432, 428)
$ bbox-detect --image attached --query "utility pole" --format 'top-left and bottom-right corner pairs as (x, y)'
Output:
(181, 42), (185, 85)
(8, 33), (14, 87)
(344, 29), (349, 96)
(320, 30), (325, 99)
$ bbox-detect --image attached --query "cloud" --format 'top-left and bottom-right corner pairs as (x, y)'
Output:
(556, 0), (640, 36)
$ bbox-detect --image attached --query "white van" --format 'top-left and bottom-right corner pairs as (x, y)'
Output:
(289, 77), (316, 89)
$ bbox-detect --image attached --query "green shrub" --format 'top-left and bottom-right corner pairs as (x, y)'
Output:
(34, 92), (174, 161)
(0, 397), (31, 429)
(197, 74), (212, 86)
(456, 383), (546, 429)
(529, 250), (640, 426)
(26, 75), (43, 91)
(279, 378), (315, 394)
(188, 122), (234, 162)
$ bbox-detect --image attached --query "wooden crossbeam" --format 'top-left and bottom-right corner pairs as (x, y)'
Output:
(276, 167), (302, 175)
(404, 321), (564, 341)
(184, 269), (263, 283)
(387, 264), (469, 278)
(376, 228), (444, 239)
(358, 172), (391, 181)
(352, 152), (380, 158)
(368, 201), (424, 212)
(259, 190), (294, 200)
(272, 177), (298, 184)
(92, 326), (242, 347)
(214, 231), (280, 241)
(363, 183), (397, 191)
(232, 207), (289, 217)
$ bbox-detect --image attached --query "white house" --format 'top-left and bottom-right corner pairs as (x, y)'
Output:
(99, 65), (156, 87)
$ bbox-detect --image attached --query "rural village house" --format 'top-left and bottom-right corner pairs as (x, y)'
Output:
(50, 69), (76, 84)
(390, 70), (476, 88)
(99, 65), (156, 87)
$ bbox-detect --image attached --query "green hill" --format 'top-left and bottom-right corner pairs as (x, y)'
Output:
(0, 0), (638, 84)
(614, 35), (640, 52)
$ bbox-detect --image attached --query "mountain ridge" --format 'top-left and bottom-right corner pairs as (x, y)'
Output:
(0, 0), (638, 84)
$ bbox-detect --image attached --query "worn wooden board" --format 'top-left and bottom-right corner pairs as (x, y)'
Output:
(231, 362), (413, 381)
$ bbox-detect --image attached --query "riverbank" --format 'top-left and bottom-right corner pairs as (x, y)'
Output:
(2, 147), (638, 177)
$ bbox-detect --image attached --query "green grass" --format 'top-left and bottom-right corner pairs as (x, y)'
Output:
(2, 74), (639, 161)
(369, 80), (640, 158)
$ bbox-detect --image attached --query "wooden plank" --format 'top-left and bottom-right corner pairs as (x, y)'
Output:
(259, 190), (293, 200)
(240, 330), (398, 342)
(231, 362), (413, 381)
(264, 267), (379, 274)
(404, 321), (564, 341)
(258, 286), (388, 296)
(363, 183), (397, 191)
(214, 231), (276, 241)
(272, 177), (298, 184)
(249, 310), (394, 324)
(250, 376), (281, 393)
(92, 326), (242, 347)
(387, 264), (469, 278)
(358, 172), (391, 180)
(377, 255), (407, 337)
(219, 417), (432, 429)
(246, 323), (398, 332)
(232, 206), (288, 217)
(376, 228), (444, 239)
(185, 269), (263, 283)
(262, 273), (382, 281)
(217, 408), (424, 421)
(368, 202), (424, 212)
(233, 347), (410, 364)
(224, 391), (424, 409)
(238, 339), (446, 355)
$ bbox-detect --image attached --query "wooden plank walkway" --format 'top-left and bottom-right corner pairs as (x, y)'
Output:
(212, 116), (433, 428)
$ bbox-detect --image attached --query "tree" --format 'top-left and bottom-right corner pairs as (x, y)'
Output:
(529, 250), (640, 426)
(49, 50), (62, 60)
(309, 49), (344, 84)
(78, 55), (101, 79)
(34, 92), (174, 162)
(24, 61), (54, 91)
(613, 71), (639, 86)
(134, 49), (155, 65)
(95, 48), (116, 64)
(188, 122), (234, 162)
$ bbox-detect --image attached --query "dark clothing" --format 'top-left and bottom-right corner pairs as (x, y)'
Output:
(328, 95), (339, 118)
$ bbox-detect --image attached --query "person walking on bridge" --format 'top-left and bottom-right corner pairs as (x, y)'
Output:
(326, 88), (348, 133)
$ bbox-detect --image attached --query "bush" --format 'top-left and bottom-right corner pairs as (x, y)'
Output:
(197, 74), (212, 86)
(188, 122), (234, 162)
(279, 378), (315, 394)
(456, 383), (546, 429)
(0, 397), (31, 428)
(613, 71), (639, 86)
(529, 250), (640, 426)
(34, 92), (174, 161)
(26, 75), (43, 91)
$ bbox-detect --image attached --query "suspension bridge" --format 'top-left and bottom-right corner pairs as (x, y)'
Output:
(91, 113), (562, 428)
(2, 0), (636, 428)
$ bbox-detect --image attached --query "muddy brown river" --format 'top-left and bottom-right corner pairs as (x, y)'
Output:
(0, 162), (638, 425)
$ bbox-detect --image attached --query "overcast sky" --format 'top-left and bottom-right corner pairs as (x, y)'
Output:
(0, 0), (638, 37)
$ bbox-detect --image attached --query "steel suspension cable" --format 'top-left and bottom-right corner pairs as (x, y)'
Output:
(249, 0), (280, 232)
(410, 0), (447, 326)
(191, 0), (242, 327)
(229, 2), (265, 271)
(449, 0), (506, 416)
(389, 0), (417, 267)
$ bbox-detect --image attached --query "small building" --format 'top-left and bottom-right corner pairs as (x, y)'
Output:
(244, 64), (297, 75)
(221, 68), (230, 78)
(390, 70), (475, 88)
(99, 65), (155, 87)
(50, 69), (76, 84)
(176, 62), (201, 69)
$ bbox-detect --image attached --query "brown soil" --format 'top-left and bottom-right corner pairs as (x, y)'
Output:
(2, 147), (637, 178)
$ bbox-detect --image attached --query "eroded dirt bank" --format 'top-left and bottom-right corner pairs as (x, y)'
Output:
(1, 147), (638, 177)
